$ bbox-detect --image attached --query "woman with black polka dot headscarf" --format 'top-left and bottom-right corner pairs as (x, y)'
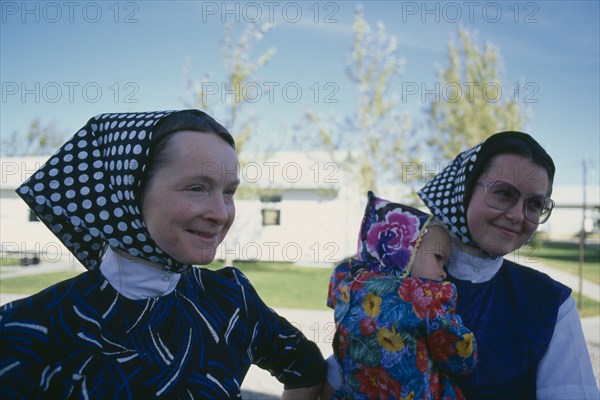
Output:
(0, 110), (326, 399)
(418, 131), (598, 399)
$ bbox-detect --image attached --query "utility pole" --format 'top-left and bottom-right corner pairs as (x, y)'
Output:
(577, 158), (587, 310)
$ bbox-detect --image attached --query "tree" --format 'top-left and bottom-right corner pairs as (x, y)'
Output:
(305, 7), (417, 195)
(183, 22), (277, 265)
(427, 27), (528, 163)
(183, 21), (276, 156)
(1, 118), (67, 156)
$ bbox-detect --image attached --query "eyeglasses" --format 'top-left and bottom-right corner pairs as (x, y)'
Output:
(477, 180), (555, 224)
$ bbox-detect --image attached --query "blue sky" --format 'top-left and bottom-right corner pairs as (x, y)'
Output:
(1, 1), (598, 187)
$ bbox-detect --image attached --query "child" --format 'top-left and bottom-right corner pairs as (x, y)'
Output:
(326, 191), (477, 400)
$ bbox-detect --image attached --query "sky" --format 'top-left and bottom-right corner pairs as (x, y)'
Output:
(1, 0), (599, 188)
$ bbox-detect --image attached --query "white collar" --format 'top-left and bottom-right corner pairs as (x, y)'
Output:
(99, 247), (181, 300)
(446, 239), (504, 283)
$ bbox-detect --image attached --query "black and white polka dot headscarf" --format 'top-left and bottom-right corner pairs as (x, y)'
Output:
(418, 143), (481, 247)
(16, 110), (212, 272)
(417, 131), (554, 249)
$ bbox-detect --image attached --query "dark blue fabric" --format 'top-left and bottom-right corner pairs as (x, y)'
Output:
(448, 260), (571, 399)
(0, 267), (326, 399)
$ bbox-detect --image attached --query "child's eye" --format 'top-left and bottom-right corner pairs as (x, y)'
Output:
(435, 254), (445, 263)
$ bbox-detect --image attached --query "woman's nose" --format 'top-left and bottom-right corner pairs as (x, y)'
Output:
(505, 198), (526, 223)
(205, 193), (229, 224)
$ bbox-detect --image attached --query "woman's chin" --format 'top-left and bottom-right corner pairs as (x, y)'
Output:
(173, 250), (218, 267)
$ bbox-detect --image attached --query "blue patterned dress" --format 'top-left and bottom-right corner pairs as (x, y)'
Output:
(0, 266), (326, 399)
(2, 110), (326, 399)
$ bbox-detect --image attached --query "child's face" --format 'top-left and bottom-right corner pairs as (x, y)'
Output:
(410, 226), (451, 280)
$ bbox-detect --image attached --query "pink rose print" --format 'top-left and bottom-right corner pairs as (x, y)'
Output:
(365, 210), (420, 271)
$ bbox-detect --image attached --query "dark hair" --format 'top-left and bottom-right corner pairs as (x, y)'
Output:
(138, 110), (236, 203)
(464, 131), (555, 210)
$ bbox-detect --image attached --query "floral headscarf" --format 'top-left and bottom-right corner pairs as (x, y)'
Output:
(16, 109), (228, 272)
(356, 191), (433, 277)
(417, 131), (555, 248)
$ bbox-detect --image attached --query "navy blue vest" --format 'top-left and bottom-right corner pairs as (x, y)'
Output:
(449, 260), (571, 399)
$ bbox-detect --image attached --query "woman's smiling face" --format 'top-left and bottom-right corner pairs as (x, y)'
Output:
(142, 130), (239, 265)
(466, 153), (549, 256)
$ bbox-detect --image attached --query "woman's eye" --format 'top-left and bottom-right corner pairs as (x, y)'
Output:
(527, 198), (544, 212)
(495, 189), (514, 199)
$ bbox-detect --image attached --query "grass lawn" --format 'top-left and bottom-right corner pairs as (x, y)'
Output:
(0, 271), (81, 294)
(576, 292), (600, 318)
(533, 240), (600, 284)
(205, 261), (332, 310)
(1, 240), (598, 314)
(0, 262), (334, 310)
(0, 257), (22, 267)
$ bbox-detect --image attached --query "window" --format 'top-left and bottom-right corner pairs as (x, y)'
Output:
(261, 209), (280, 226)
(260, 193), (282, 226)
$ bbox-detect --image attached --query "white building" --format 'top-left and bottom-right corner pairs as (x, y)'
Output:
(216, 150), (366, 264)
(0, 156), (70, 264)
(0, 153), (367, 266)
(542, 185), (600, 239)
(1, 154), (598, 266)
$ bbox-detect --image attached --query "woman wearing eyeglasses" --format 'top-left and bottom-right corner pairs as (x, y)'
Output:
(418, 131), (598, 399)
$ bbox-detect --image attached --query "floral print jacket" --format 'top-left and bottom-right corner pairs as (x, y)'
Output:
(327, 192), (477, 399)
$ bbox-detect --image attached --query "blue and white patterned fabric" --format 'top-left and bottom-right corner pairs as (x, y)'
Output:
(14, 110), (229, 272)
(1, 109), (326, 398)
(0, 265), (325, 398)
